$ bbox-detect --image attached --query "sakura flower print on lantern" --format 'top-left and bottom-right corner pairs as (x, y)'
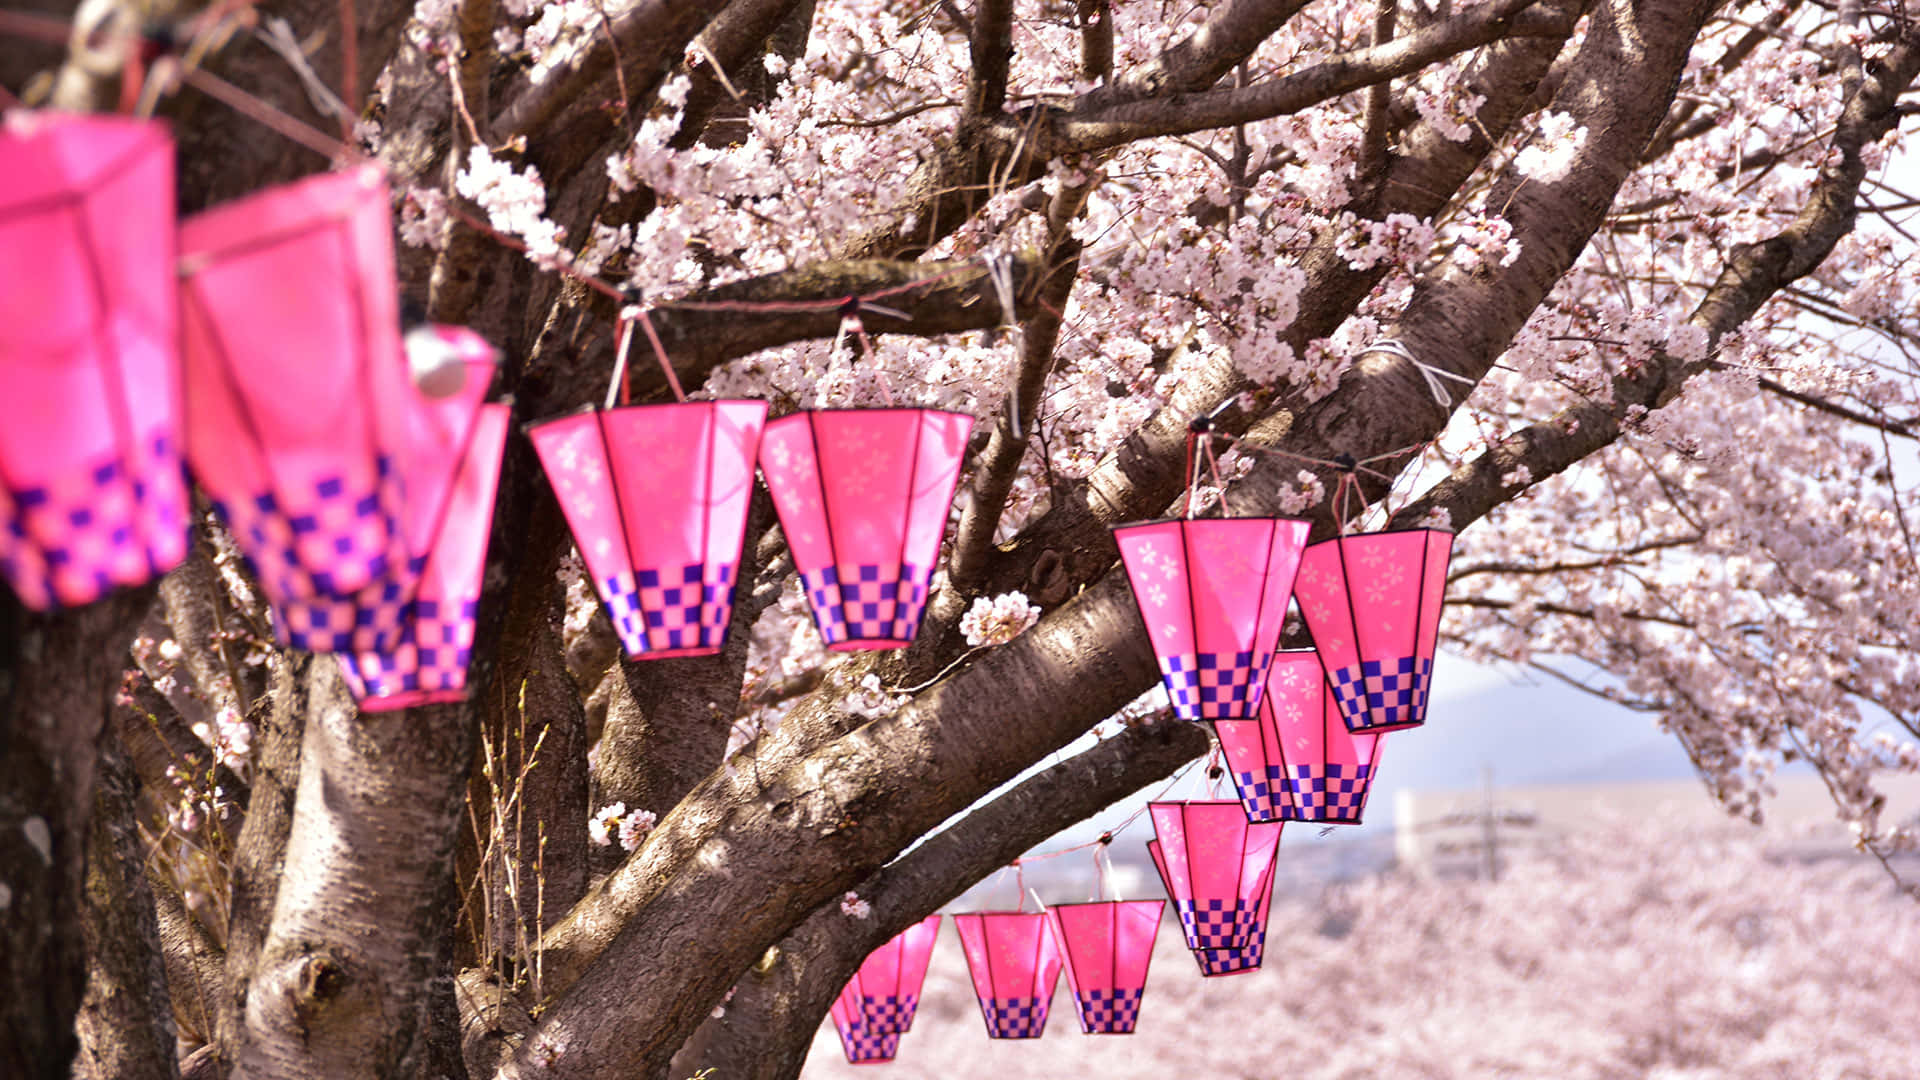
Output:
(851, 914), (942, 1035)
(1146, 801), (1281, 969)
(1293, 527), (1454, 733)
(1045, 900), (1164, 1034)
(829, 981), (902, 1064)
(529, 400), (768, 659)
(759, 409), (973, 650)
(0, 113), (187, 610)
(336, 402), (510, 709)
(179, 164), (413, 645)
(1216, 649), (1386, 824)
(953, 910), (1063, 1039)
(1113, 517), (1309, 720)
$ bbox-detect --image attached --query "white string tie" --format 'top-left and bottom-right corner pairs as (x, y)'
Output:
(1361, 339), (1476, 407)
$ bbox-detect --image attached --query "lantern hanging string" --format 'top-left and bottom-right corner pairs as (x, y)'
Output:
(605, 313), (637, 409)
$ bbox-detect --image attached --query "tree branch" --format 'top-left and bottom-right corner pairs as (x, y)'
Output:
(670, 717), (1208, 1080)
(966, 0), (1015, 116)
(490, 2), (721, 149)
(1394, 38), (1920, 532)
(1048, 0), (1545, 153)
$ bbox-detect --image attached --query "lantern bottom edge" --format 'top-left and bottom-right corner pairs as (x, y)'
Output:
(1345, 719), (1425, 735)
(825, 638), (915, 653)
(356, 689), (469, 713)
(626, 644), (726, 661)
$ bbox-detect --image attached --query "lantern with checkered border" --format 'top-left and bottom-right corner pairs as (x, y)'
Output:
(0, 113), (188, 610)
(1114, 517), (1309, 721)
(1293, 527), (1453, 734)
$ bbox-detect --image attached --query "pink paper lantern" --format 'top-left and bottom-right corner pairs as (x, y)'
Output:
(528, 401), (768, 658)
(1190, 867), (1274, 977)
(851, 914), (941, 1035)
(830, 983), (901, 1065)
(953, 911), (1063, 1039)
(337, 402), (510, 709)
(1146, 801), (1281, 959)
(1293, 528), (1454, 733)
(0, 113), (187, 609)
(758, 409), (973, 650)
(1045, 900), (1164, 1034)
(1114, 518), (1309, 720)
(276, 323), (501, 659)
(1216, 649), (1386, 824)
(179, 164), (414, 642)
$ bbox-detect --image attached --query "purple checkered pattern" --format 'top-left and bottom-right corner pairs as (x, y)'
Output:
(1329, 655), (1433, 732)
(1175, 898), (1258, 951)
(1232, 765), (1290, 823)
(276, 562), (415, 654)
(981, 996), (1049, 1038)
(212, 457), (398, 608)
(1157, 650), (1273, 721)
(800, 562), (930, 645)
(600, 562), (737, 656)
(2, 434), (187, 609)
(1074, 987), (1144, 1033)
(343, 596), (483, 701)
(1286, 762), (1373, 823)
(1196, 928), (1267, 976)
(839, 1027), (900, 1063)
(859, 994), (919, 1035)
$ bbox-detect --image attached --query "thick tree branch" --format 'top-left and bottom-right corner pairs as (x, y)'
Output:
(72, 726), (178, 1080)
(1, 584), (154, 1079)
(966, 0), (1015, 116)
(491, 3), (719, 146)
(670, 717), (1208, 1080)
(947, 178), (1097, 593)
(230, 666), (477, 1079)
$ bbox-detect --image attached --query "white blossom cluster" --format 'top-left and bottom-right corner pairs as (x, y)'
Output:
(588, 802), (657, 852)
(958, 591), (1041, 647)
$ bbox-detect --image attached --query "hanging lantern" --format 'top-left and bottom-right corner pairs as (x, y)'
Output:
(1145, 801), (1281, 960)
(1293, 528), (1453, 733)
(829, 983), (902, 1065)
(276, 322), (501, 661)
(850, 913), (941, 1035)
(528, 400), (768, 659)
(1114, 518), (1309, 720)
(0, 113), (188, 610)
(758, 409), (973, 650)
(1191, 866), (1274, 977)
(1216, 649), (1386, 824)
(1044, 900), (1164, 1034)
(953, 911), (1063, 1039)
(336, 402), (510, 709)
(179, 164), (414, 643)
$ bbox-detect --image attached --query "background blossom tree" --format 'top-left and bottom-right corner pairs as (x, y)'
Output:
(3, 0), (1919, 1078)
